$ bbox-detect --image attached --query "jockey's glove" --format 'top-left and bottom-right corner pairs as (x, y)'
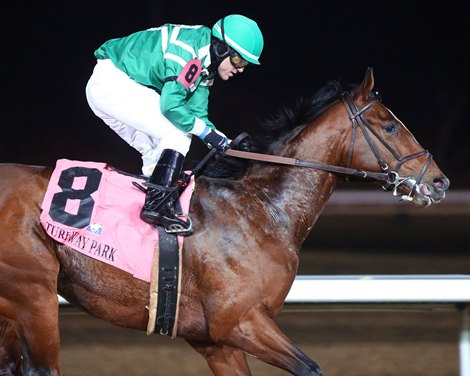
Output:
(203, 130), (230, 152)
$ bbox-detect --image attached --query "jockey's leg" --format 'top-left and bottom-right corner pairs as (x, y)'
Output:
(140, 149), (191, 233)
(85, 58), (191, 177)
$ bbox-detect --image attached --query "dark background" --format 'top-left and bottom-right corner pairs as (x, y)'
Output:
(2, 1), (469, 188)
(1, 7), (469, 373)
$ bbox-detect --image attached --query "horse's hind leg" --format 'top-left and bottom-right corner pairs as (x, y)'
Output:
(0, 242), (62, 375)
(186, 339), (252, 376)
(13, 294), (61, 376)
(224, 307), (322, 376)
(0, 318), (21, 375)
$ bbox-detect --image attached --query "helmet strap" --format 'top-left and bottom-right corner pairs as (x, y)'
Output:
(209, 17), (229, 74)
(209, 37), (229, 72)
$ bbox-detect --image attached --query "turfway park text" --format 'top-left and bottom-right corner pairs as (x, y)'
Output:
(44, 221), (117, 262)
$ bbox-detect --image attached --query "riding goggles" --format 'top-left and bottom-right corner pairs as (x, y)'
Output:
(228, 46), (249, 68)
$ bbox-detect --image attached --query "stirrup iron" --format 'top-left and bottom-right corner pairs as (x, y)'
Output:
(163, 215), (193, 236)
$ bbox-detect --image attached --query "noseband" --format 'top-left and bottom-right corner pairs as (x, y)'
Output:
(224, 92), (432, 202)
(341, 92), (432, 201)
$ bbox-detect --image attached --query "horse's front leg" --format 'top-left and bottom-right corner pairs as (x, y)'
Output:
(224, 307), (323, 376)
(186, 339), (252, 376)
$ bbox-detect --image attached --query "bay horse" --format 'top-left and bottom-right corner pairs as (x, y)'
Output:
(0, 68), (449, 376)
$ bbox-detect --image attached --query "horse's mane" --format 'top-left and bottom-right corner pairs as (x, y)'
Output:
(199, 80), (355, 179)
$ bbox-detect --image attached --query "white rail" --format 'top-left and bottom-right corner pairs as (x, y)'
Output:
(286, 274), (470, 303)
(59, 274), (470, 375)
(285, 275), (470, 376)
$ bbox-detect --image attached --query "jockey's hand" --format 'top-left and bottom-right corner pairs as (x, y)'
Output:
(203, 130), (230, 152)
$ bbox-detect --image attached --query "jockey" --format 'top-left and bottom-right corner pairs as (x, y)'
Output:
(85, 14), (264, 234)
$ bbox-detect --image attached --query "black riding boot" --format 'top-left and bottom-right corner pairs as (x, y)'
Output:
(140, 149), (191, 234)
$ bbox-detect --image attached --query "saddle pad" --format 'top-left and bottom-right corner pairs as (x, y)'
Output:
(40, 159), (193, 282)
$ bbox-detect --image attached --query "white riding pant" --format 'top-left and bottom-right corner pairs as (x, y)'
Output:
(85, 59), (192, 176)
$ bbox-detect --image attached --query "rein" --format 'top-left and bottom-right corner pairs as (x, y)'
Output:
(225, 92), (433, 201)
(224, 149), (389, 181)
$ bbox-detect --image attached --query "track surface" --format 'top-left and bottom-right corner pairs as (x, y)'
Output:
(58, 247), (469, 376)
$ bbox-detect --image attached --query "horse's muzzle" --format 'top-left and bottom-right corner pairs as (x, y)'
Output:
(384, 172), (449, 207)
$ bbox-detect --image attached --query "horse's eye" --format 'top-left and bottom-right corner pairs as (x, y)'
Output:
(384, 123), (398, 134)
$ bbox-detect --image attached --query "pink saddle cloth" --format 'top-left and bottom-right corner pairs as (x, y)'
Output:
(40, 159), (193, 282)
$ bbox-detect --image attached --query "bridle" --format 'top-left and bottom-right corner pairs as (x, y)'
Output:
(225, 91), (433, 202)
(341, 91), (432, 201)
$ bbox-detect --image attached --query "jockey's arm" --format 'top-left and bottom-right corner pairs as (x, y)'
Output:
(160, 80), (228, 150)
(159, 80), (208, 134)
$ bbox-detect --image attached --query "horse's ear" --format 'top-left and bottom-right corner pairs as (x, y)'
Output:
(357, 67), (375, 102)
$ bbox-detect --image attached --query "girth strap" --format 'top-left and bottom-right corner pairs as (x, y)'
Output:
(155, 227), (180, 336)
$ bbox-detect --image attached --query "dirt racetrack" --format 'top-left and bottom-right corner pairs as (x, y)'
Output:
(58, 246), (469, 376)
(59, 306), (462, 376)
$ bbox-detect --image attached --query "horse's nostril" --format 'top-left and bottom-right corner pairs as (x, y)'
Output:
(434, 177), (450, 191)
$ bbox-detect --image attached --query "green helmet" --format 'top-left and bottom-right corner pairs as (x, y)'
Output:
(212, 14), (264, 65)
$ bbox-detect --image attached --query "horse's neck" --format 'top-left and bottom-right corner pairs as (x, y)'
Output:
(197, 114), (349, 250)
(234, 139), (342, 247)
(252, 167), (336, 242)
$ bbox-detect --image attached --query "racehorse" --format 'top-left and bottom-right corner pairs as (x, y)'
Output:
(0, 68), (449, 376)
